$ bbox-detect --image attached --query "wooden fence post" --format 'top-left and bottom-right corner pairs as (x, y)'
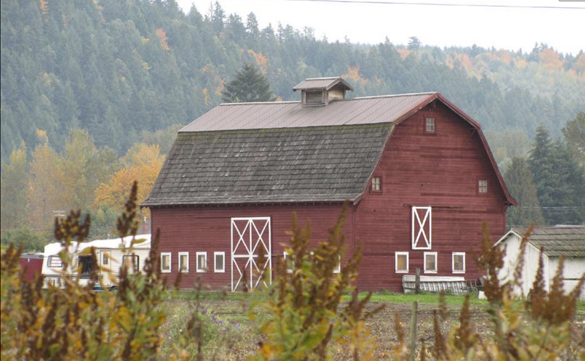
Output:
(415, 268), (420, 294)
(409, 300), (418, 361)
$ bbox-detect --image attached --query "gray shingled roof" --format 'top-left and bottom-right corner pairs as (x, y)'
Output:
(293, 77), (354, 91)
(512, 227), (585, 257)
(143, 124), (393, 206)
(180, 93), (435, 132)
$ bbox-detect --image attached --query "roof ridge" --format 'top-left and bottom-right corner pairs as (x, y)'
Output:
(353, 92), (437, 100)
(218, 92), (437, 106)
(219, 101), (300, 106)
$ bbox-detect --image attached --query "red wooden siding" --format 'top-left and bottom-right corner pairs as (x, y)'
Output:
(354, 102), (507, 291)
(151, 204), (355, 289)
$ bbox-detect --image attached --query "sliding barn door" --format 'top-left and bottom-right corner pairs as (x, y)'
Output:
(231, 217), (272, 291)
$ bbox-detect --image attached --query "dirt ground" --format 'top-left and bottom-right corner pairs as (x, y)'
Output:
(167, 299), (585, 360)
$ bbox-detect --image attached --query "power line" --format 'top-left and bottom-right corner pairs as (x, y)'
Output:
(284, 0), (585, 10)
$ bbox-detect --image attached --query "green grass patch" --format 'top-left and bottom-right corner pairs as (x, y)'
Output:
(354, 290), (489, 306)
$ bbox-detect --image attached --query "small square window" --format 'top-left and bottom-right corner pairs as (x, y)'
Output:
(395, 252), (409, 273)
(102, 253), (109, 265)
(214, 252), (225, 273)
(371, 176), (382, 192)
(424, 252), (437, 274)
(478, 179), (488, 194)
(425, 118), (436, 133)
(196, 252), (207, 273)
(178, 252), (189, 273)
(161, 253), (171, 273)
(453, 252), (465, 274)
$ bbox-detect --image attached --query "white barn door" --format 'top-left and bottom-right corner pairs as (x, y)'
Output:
(231, 217), (272, 291)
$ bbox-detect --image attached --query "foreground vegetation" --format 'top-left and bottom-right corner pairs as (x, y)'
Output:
(2, 185), (584, 360)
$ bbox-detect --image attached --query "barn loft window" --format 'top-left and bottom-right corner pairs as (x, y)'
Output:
(395, 252), (409, 273)
(425, 117), (436, 134)
(123, 254), (139, 272)
(161, 253), (171, 273)
(214, 252), (225, 273)
(412, 206), (432, 250)
(196, 252), (207, 273)
(452, 252), (465, 274)
(178, 252), (189, 273)
(371, 176), (382, 192)
(478, 179), (488, 194)
(424, 252), (438, 274)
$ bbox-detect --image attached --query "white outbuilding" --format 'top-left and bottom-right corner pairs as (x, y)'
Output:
(495, 226), (585, 300)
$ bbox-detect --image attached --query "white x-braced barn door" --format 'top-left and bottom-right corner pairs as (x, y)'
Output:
(412, 206), (432, 249)
(231, 217), (272, 292)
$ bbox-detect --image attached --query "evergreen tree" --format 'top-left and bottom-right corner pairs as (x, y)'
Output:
(504, 157), (545, 227)
(562, 110), (585, 166)
(529, 126), (585, 225)
(529, 126), (556, 224)
(221, 63), (275, 103)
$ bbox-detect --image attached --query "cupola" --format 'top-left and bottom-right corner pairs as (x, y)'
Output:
(293, 77), (354, 107)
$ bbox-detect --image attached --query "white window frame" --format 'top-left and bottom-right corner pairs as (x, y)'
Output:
(214, 252), (225, 273)
(371, 176), (381, 192)
(283, 251), (293, 273)
(452, 252), (466, 274)
(425, 117), (436, 133)
(333, 255), (341, 274)
(47, 255), (63, 268)
(161, 252), (171, 273)
(395, 252), (409, 273)
(478, 179), (488, 194)
(412, 206), (432, 250)
(424, 252), (438, 274)
(196, 252), (207, 273)
(178, 252), (189, 273)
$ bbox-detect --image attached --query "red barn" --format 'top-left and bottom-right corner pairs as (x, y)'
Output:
(143, 77), (516, 292)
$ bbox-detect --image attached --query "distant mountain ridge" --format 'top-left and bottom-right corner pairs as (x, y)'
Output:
(1, 0), (584, 159)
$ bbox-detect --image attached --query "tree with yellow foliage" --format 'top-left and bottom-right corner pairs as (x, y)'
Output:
(94, 144), (164, 219)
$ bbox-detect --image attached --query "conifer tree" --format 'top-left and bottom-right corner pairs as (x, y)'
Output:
(221, 63), (275, 103)
(504, 157), (545, 227)
(562, 110), (585, 166)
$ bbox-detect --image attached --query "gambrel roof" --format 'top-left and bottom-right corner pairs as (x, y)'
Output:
(143, 91), (516, 207)
(498, 227), (585, 258)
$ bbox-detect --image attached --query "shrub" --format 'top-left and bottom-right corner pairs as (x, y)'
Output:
(0, 182), (186, 361)
(250, 204), (383, 361)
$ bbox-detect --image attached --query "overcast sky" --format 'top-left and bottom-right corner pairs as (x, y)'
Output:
(176, 0), (584, 55)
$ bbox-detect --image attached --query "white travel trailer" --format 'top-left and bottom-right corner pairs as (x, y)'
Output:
(42, 234), (151, 289)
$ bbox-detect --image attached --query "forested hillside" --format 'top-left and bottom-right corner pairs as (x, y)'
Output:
(1, 0), (584, 245)
(2, 0), (584, 160)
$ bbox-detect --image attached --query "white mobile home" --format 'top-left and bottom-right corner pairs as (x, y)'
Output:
(42, 234), (151, 288)
(495, 226), (585, 300)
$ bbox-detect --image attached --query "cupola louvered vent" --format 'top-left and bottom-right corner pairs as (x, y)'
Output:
(293, 77), (354, 107)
